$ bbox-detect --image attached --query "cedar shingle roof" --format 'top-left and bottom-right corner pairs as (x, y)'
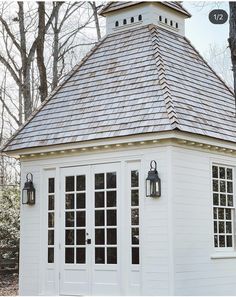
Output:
(99, 1), (191, 17)
(3, 24), (236, 152)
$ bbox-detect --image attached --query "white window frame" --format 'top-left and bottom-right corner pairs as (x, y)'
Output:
(212, 164), (235, 252)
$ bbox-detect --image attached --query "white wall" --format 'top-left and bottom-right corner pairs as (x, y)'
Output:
(19, 164), (41, 295)
(172, 146), (236, 296)
(105, 3), (185, 35)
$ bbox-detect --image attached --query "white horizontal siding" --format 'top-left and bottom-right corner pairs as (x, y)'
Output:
(172, 146), (236, 296)
(19, 165), (41, 295)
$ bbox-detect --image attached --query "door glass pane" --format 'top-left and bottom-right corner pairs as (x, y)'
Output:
(48, 178), (55, 193)
(132, 247), (139, 264)
(48, 195), (54, 210)
(66, 176), (75, 192)
(65, 194), (74, 209)
(76, 193), (85, 209)
(48, 230), (54, 245)
(107, 210), (116, 226)
(107, 247), (117, 264)
(131, 170), (139, 187)
(95, 210), (104, 226)
(95, 192), (104, 208)
(131, 209), (139, 225)
(65, 212), (74, 227)
(95, 174), (104, 189)
(65, 248), (74, 263)
(76, 248), (86, 263)
(107, 191), (116, 207)
(131, 190), (139, 206)
(95, 247), (105, 264)
(48, 248), (54, 263)
(95, 229), (105, 244)
(66, 230), (74, 245)
(107, 172), (116, 188)
(48, 213), (54, 227)
(132, 228), (139, 245)
(107, 229), (117, 244)
(77, 175), (85, 191)
(76, 229), (86, 245)
(76, 211), (86, 227)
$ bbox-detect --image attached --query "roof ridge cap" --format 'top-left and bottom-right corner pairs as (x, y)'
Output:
(148, 24), (179, 129)
(1, 35), (108, 153)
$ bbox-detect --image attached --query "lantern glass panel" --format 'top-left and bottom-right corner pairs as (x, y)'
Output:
(156, 181), (160, 194)
(150, 181), (156, 197)
(146, 179), (151, 196)
(22, 189), (28, 204)
(28, 190), (35, 204)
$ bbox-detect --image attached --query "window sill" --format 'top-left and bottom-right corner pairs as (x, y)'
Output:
(211, 252), (236, 259)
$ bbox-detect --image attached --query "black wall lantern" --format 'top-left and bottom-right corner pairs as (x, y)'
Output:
(22, 173), (36, 205)
(146, 160), (161, 198)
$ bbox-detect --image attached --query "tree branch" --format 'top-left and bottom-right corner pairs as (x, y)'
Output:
(0, 94), (20, 126)
(0, 54), (21, 86)
(0, 15), (21, 53)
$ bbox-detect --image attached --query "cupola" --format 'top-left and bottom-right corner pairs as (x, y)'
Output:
(99, 1), (191, 36)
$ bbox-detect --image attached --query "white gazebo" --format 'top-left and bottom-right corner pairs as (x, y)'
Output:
(3, 1), (236, 296)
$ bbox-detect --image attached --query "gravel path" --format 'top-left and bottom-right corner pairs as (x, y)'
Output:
(0, 272), (18, 296)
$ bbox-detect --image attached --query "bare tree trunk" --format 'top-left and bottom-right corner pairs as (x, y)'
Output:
(229, 1), (236, 113)
(89, 2), (101, 41)
(52, 2), (60, 90)
(18, 1), (32, 119)
(19, 72), (23, 125)
(37, 2), (48, 102)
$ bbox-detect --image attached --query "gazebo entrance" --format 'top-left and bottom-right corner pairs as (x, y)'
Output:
(59, 162), (141, 295)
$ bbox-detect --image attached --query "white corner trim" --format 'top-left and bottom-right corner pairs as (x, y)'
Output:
(211, 252), (236, 259)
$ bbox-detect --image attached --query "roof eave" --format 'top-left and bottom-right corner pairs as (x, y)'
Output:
(99, 1), (191, 18)
(5, 130), (236, 160)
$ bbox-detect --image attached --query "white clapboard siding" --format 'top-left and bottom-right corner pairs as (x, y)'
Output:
(172, 146), (236, 296)
(19, 165), (41, 295)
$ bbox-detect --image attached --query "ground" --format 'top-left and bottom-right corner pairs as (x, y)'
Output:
(0, 272), (18, 296)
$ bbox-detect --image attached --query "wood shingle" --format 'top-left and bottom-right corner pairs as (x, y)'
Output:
(2, 23), (236, 152)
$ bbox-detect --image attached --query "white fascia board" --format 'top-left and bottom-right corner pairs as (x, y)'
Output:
(4, 130), (236, 159)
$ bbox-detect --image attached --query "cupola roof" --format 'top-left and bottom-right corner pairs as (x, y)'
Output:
(99, 1), (191, 18)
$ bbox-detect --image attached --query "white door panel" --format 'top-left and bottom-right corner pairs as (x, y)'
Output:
(60, 166), (91, 295)
(59, 162), (141, 296)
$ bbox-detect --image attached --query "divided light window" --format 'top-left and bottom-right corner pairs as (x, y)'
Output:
(212, 165), (234, 249)
(48, 177), (55, 263)
(130, 170), (140, 264)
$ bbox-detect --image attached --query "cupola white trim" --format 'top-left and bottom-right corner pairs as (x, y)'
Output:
(100, 2), (190, 36)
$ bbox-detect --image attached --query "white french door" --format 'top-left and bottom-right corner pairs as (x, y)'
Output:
(59, 163), (122, 295)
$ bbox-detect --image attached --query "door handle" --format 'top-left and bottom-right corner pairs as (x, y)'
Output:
(86, 239), (91, 244)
